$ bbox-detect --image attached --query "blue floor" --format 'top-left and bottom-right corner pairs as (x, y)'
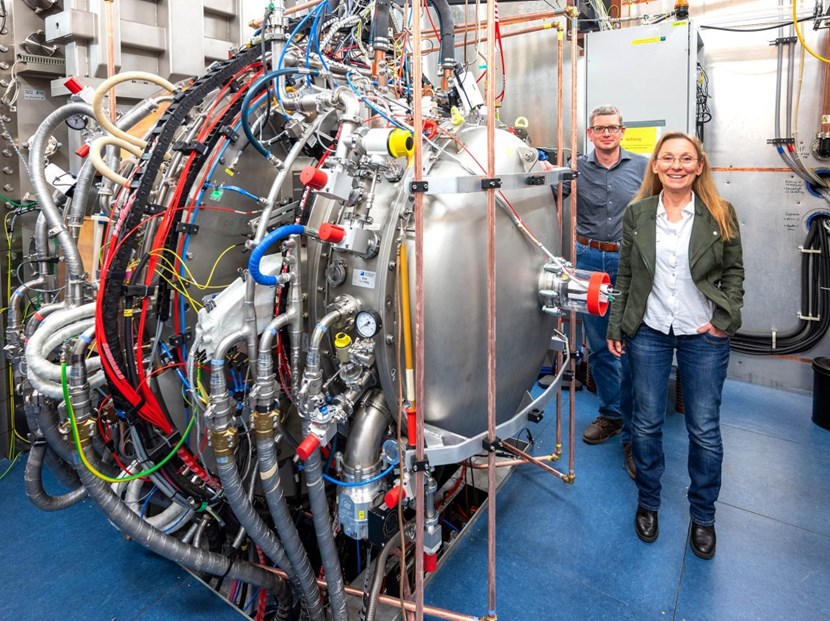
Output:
(424, 380), (830, 621)
(0, 457), (246, 620)
(1, 379), (828, 620)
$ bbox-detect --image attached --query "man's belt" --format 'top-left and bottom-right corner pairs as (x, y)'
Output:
(576, 235), (620, 252)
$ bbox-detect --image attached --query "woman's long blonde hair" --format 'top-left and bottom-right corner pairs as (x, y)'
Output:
(632, 132), (737, 240)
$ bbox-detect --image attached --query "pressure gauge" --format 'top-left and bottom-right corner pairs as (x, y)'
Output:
(65, 114), (88, 131)
(355, 310), (382, 339)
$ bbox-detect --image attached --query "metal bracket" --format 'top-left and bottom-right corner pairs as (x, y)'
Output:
(220, 125), (239, 143)
(798, 245), (822, 254)
(412, 459), (430, 473)
(409, 181), (429, 193)
(527, 409), (544, 423)
(766, 138), (795, 145)
(480, 177), (502, 190)
(770, 36), (798, 46)
(797, 313), (821, 322)
(175, 222), (200, 235)
(143, 203), (164, 215)
(169, 331), (193, 348)
(525, 175), (546, 186)
(482, 437), (502, 453)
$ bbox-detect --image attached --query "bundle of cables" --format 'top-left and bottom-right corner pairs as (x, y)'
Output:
(732, 215), (830, 355)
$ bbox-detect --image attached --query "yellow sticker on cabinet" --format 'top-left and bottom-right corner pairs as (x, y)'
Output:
(621, 127), (660, 154)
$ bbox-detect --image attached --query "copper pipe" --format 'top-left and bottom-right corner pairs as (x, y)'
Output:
(499, 442), (569, 479)
(568, 12), (579, 479)
(711, 167), (793, 173)
(467, 452), (562, 469)
(485, 0), (498, 617)
(105, 0), (117, 122)
(555, 23), (565, 459)
(449, 22), (559, 49)
(261, 566), (478, 621)
(424, 10), (564, 38)
(285, 0), (322, 16)
(412, 0), (426, 618)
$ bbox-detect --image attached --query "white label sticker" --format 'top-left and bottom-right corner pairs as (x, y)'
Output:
(23, 88), (46, 101)
(352, 269), (376, 289)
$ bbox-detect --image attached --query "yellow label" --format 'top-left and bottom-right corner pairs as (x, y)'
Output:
(632, 36), (666, 46)
(621, 127), (660, 154)
(225, 168), (235, 177)
(673, 20), (689, 27)
(822, 115), (830, 124)
(358, 510), (365, 520)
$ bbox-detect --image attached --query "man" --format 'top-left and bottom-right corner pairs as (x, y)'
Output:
(568, 105), (647, 478)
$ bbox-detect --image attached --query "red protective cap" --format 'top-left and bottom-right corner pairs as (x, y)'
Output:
(296, 434), (321, 462)
(64, 77), (84, 94)
(406, 406), (416, 448)
(75, 144), (90, 158)
(586, 271), (611, 317)
(300, 166), (328, 190)
(318, 223), (346, 244)
(424, 552), (437, 573)
(384, 485), (406, 509)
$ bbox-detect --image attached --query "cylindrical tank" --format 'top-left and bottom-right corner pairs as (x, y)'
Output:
(307, 126), (559, 439)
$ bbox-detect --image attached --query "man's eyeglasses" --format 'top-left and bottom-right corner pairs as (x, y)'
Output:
(589, 125), (623, 134)
(657, 155), (699, 167)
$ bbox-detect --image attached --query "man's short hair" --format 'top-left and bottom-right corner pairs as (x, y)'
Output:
(589, 105), (623, 127)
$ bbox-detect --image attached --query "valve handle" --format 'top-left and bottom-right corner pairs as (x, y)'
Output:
(296, 434), (321, 462)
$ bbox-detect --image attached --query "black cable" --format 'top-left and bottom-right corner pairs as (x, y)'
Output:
(731, 216), (830, 355)
(700, 16), (813, 33)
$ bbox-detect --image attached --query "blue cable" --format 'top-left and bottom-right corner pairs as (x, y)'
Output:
(321, 462), (396, 487)
(203, 183), (261, 202)
(241, 69), (320, 160)
(344, 72), (408, 130)
(356, 540), (362, 575)
(162, 508), (190, 534)
(248, 224), (306, 286)
(243, 588), (261, 612)
(140, 487), (158, 518)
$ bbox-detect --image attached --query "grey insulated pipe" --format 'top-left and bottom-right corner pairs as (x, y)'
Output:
(24, 441), (87, 511)
(74, 458), (293, 614)
(28, 102), (95, 283)
(304, 449), (349, 621)
(213, 457), (304, 596)
(255, 424), (325, 621)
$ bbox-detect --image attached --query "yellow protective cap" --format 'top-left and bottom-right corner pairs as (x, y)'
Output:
(450, 106), (464, 126)
(334, 332), (352, 349)
(387, 129), (414, 158)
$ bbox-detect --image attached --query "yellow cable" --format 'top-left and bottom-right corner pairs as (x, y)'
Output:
(794, 2), (830, 64)
(149, 243), (239, 291)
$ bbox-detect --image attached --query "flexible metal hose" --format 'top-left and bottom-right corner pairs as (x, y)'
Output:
(24, 441), (87, 511)
(305, 449), (349, 621)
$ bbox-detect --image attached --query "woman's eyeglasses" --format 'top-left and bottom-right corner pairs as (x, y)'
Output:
(657, 155), (699, 167)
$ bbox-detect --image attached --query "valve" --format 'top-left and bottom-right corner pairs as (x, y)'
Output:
(424, 552), (437, 573)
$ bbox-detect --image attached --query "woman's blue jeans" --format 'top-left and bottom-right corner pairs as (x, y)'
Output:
(625, 324), (730, 526)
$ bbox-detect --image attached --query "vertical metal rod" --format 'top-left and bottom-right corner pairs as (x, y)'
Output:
(411, 0), (426, 619)
(568, 14), (579, 477)
(555, 24), (565, 455)
(485, 0), (498, 618)
(105, 0), (117, 121)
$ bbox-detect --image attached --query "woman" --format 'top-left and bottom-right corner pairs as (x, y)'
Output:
(606, 132), (744, 560)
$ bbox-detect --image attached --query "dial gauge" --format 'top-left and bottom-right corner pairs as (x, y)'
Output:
(65, 114), (88, 130)
(355, 310), (382, 338)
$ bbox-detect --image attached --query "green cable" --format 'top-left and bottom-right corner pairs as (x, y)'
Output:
(61, 362), (197, 483)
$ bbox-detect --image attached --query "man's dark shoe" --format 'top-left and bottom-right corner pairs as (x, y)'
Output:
(623, 442), (636, 480)
(582, 416), (623, 444)
(690, 523), (716, 560)
(635, 506), (659, 543)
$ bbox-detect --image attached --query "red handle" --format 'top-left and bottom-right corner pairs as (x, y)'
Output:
(296, 434), (321, 462)
(586, 271), (611, 317)
(424, 552), (437, 573)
